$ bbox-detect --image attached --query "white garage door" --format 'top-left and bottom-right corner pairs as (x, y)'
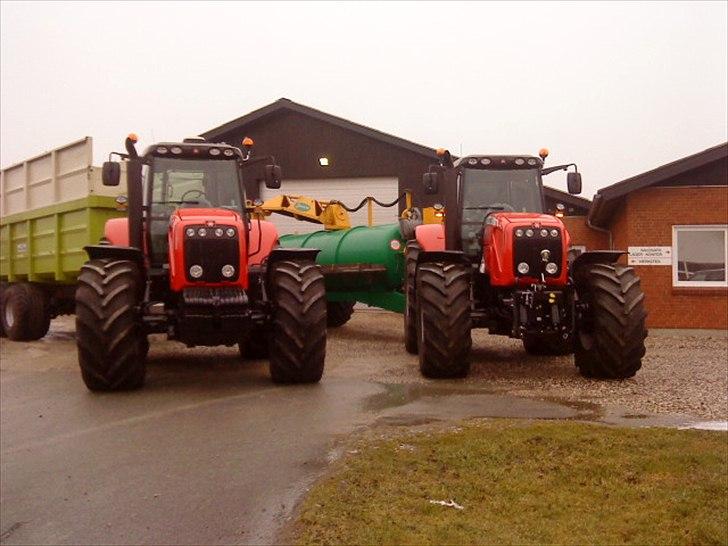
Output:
(259, 177), (400, 235)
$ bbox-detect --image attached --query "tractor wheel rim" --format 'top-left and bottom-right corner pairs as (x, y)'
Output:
(4, 303), (14, 328)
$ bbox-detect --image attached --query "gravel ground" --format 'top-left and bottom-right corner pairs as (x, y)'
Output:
(327, 310), (728, 420)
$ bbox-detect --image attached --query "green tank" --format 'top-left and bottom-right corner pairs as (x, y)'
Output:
(279, 223), (406, 312)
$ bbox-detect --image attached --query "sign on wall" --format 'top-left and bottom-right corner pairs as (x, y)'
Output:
(628, 246), (672, 265)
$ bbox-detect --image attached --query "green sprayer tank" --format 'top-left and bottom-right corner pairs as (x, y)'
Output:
(279, 223), (406, 312)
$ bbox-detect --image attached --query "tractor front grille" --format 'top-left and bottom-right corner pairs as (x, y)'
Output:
(513, 229), (563, 278)
(183, 225), (240, 283)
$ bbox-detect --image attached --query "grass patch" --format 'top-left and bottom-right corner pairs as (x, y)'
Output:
(295, 421), (728, 545)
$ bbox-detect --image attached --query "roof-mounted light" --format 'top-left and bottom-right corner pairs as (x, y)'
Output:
(242, 137), (254, 147)
(539, 148), (549, 159)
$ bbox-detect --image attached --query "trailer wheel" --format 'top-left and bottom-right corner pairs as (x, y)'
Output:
(238, 325), (270, 359)
(75, 259), (146, 391)
(416, 262), (472, 378)
(574, 263), (647, 379)
(327, 301), (355, 328)
(0, 283), (7, 337)
(1, 283), (50, 341)
(269, 260), (327, 383)
(403, 241), (421, 354)
(522, 334), (573, 356)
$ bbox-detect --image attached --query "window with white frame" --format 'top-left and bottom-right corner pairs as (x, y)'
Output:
(672, 225), (728, 287)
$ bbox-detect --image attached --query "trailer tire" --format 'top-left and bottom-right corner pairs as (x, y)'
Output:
(523, 334), (573, 356)
(269, 260), (327, 383)
(416, 262), (472, 378)
(1, 283), (50, 341)
(239, 325), (270, 359)
(327, 301), (355, 328)
(404, 241), (421, 354)
(0, 282), (8, 337)
(574, 263), (647, 379)
(75, 259), (146, 391)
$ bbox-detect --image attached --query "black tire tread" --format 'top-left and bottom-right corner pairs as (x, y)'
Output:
(326, 301), (355, 328)
(269, 260), (327, 383)
(417, 262), (472, 378)
(1, 283), (50, 341)
(75, 259), (146, 391)
(404, 241), (420, 354)
(574, 263), (647, 379)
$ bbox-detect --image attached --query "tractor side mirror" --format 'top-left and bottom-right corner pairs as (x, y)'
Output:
(423, 172), (439, 195)
(567, 172), (582, 195)
(264, 164), (282, 189)
(102, 162), (121, 187)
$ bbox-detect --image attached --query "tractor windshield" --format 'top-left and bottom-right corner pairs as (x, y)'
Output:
(459, 168), (543, 256)
(147, 157), (244, 264)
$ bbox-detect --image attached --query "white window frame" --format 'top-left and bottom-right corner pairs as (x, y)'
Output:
(672, 225), (728, 288)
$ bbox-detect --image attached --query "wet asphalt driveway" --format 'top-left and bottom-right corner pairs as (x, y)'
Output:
(1, 311), (726, 545)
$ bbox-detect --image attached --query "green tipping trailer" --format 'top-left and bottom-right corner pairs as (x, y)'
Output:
(0, 137), (126, 340)
(279, 223), (407, 315)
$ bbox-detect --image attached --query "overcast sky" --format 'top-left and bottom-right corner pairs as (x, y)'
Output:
(1, 1), (726, 198)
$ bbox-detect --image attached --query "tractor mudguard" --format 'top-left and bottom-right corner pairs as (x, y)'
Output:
(571, 250), (626, 270)
(416, 250), (469, 266)
(84, 245), (145, 264)
(414, 223), (445, 252)
(265, 248), (322, 289)
(248, 220), (280, 266)
(104, 218), (129, 246)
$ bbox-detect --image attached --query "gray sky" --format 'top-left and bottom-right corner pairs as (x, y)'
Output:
(1, 1), (726, 198)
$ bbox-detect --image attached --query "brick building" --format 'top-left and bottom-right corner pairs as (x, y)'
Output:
(584, 143), (728, 329)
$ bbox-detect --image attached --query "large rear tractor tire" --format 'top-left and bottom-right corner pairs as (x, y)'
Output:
(75, 259), (147, 391)
(403, 241), (420, 354)
(326, 301), (355, 328)
(416, 262), (472, 378)
(1, 283), (50, 341)
(269, 260), (327, 383)
(574, 263), (647, 379)
(522, 334), (573, 356)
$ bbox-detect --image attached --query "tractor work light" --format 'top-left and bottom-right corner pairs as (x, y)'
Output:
(525, 229), (534, 237)
(540, 229), (549, 237)
(515, 158), (525, 166)
(319, 157), (330, 167)
(550, 229), (559, 237)
(209, 148), (221, 156)
(197, 228), (207, 237)
(517, 262), (530, 275)
(545, 262), (559, 274)
(171, 146), (182, 154)
(189, 265), (203, 279)
(515, 229), (524, 237)
(480, 158), (491, 165)
(185, 228), (195, 237)
(223, 149), (234, 157)
(467, 158), (478, 165)
(214, 228), (224, 237)
(157, 146), (168, 154)
(527, 158), (537, 166)
(221, 265), (236, 278)
(226, 228), (236, 237)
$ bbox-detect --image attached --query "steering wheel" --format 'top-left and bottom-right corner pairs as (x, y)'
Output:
(179, 189), (212, 208)
(486, 202), (516, 213)
(180, 189), (207, 202)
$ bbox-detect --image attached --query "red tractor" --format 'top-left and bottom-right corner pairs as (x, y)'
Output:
(404, 149), (647, 379)
(76, 135), (327, 391)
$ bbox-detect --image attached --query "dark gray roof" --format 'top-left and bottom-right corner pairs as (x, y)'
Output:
(589, 142), (728, 227)
(543, 186), (592, 211)
(201, 98), (439, 159)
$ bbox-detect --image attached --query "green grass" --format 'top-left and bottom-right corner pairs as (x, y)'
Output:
(294, 421), (728, 545)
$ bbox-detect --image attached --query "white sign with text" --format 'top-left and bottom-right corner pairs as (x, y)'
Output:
(628, 246), (672, 265)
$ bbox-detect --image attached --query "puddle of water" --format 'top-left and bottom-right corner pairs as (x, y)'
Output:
(364, 383), (498, 412)
(678, 420), (728, 431)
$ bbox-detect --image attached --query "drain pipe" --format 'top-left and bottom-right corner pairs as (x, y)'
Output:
(586, 194), (613, 250)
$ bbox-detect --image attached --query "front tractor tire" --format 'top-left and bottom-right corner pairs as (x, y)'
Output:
(326, 301), (355, 328)
(416, 262), (472, 378)
(75, 259), (147, 391)
(269, 260), (327, 383)
(403, 241), (421, 354)
(574, 263), (647, 379)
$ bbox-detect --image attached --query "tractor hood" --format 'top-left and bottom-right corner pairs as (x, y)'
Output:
(172, 208), (243, 225)
(491, 212), (563, 227)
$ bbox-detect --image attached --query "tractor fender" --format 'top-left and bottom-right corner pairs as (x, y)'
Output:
(571, 250), (627, 282)
(248, 219), (280, 266)
(84, 245), (144, 264)
(265, 248), (322, 288)
(416, 250), (469, 266)
(103, 218), (129, 246)
(414, 223), (445, 252)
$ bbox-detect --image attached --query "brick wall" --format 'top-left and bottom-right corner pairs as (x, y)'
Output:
(561, 216), (609, 250)
(609, 186), (728, 329)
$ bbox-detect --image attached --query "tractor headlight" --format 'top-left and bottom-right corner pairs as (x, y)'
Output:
(515, 228), (524, 237)
(214, 228), (224, 237)
(221, 264), (236, 278)
(198, 228), (207, 237)
(525, 229), (534, 237)
(540, 229), (549, 237)
(550, 229), (559, 237)
(185, 227), (195, 237)
(545, 262), (559, 274)
(226, 228), (236, 237)
(189, 265), (203, 278)
(517, 262), (530, 275)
